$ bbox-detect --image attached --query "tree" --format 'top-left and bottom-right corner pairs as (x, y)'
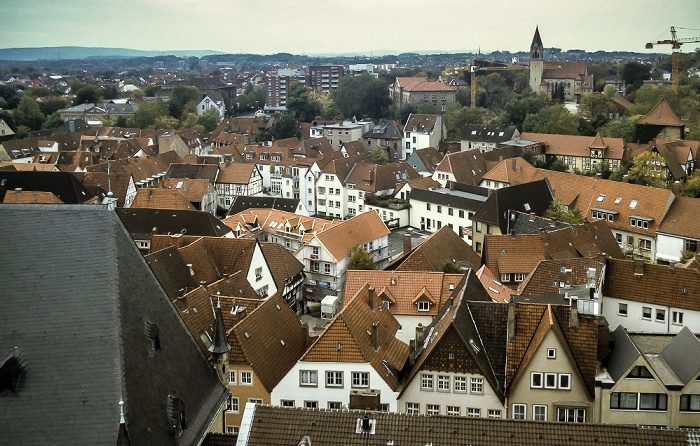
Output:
(169, 85), (200, 119)
(415, 102), (438, 115)
(444, 105), (484, 140)
(39, 97), (68, 116)
(393, 103), (415, 124)
(578, 92), (612, 120)
(522, 104), (578, 135)
(134, 99), (168, 128)
(13, 125), (30, 139)
(72, 86), (99, 105)
(143, 85), (158, 97)
(155, 115), (179, 129)
(680, 170), (700, 198)
(493, 94), (546, 130)
(543, 199), (584, 224)
(42, 111), (63, 129)
(600, 115), (641, 143)
(15, 95), (45, 130)
(440, 261), (463, 274)
(270, 114), (299, 140)
(370, 147), (389, 165)
(27, 86), (52, 97)
(310, 90), (343, 120)
(332, 74), (392, 119)
(627, 151), (668, 187)
(621, 62), (651, 94)
(349, 244), (375, 270)
(196, 107), (221, 132)
(286, 83), (322, 122)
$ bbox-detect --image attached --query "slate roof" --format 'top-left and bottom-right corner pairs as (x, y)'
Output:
(472, 179), (554, 233)
(300, 284), (409, 391)
(237, 405), (689, 446)
(227, 195), (301, 216)
(0, 170), (96, 203)
(344, 270), (465, 317)
(406, 182), (488, 211)
(115, 207), (232, 241)
(637, 99), (685, 127)
(461, 124), (518, 143)
(144, 246), (198, 298)
(506, 210), (571, 234)
(387, 226), (481, 272)
(362, 119), (403, 140)
(603, 257), (700, 312)
(0, 204), (228, 445)
(314, 211), (390, 262)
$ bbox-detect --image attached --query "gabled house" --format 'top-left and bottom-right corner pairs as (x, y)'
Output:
(0, 204), (228, 445)
(130, 188), (196, 211)
(271, 284), (409, 412)
(216, 162), (263, 210)
(636, 99), (685, 143)
(597, 326), (700, 428)
(405, 146), (443, 175)
(461, 125), (519, 153)
(520, 132), (625, 172)
(387, 225), (481, 273)
(344, 270), (467, 343)
(506, 303), (598, 423)
(362, 119), (404, 161)
(197, 92), (226, 119)
(432, 149), (492, 187)
(162, 177), (217, 214)
(656, 196), (700, 264)
(260, 241), (305, 312)
(79, 171), (137, 208)
(391, 78), (456, 115)
(403, 114), (446, 160)
(478, 157), (534, 189)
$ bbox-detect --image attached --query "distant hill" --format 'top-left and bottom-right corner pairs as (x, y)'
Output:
(0, 46), (225, 61)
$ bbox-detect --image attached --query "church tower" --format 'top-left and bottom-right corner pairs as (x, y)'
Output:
(529, 27), (544, 93)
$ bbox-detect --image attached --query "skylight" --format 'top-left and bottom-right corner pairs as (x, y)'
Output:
(615, 197), (622, 204)
(597, 194), (606, 202)
(629, 200), (638, 209)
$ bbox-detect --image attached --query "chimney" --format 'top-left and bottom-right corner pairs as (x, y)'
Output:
(415, 323), (425, 344)
(301, 322), (311, 350)
(510, 229), (516, 239)
(507, 301), (516, 339)
(569, 305), (579, 329)
(367, 286), (376, 311)
(529, 212), (535, 221)
(633, 259), (645, 276)
(597, 253), (607, 266)
(403, 234), (412, 256)
(370, 322), (379, 351)
(409, 339), (416, 366)
(14, 188), (22, 195)
(183, 177), (188, 191)
(499, 155), (503, 162)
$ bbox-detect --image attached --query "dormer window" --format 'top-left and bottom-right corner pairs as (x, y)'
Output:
(627, 366), (653, 379)
(417, 301), (430, 312)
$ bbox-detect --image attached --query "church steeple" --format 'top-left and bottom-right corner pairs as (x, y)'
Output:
(530, 26), (543, 61)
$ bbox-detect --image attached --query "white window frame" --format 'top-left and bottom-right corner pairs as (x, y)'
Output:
(300, 370), (318, 387)
(672, 311), (684, 325)
(488, 409), (502, 419)
(447, 405), (460, 416)
(406, 403), (419, 415)
(421, 373), (434, 390)
(437, 375), (450, 392)
(454, 376), (467, 393)
(467, 407), (481, 417)
(547, 348), (556, 359)
(351, 371), (369, 388)
(326, 371), (343, 387)
(533, 405), (547, 421)
(227, 396), (239, 413)
(426, 404), (440, 415)
(240, 371), (253, 386)
(512, 404), (526, 420)
(228, 370), (237, 385)
(558, 373), (571, 390)
(618, 303), (628, 316)
(470, 377), (483, 394)
(544, 373), (557, 389)
(531, 372), (543, 388)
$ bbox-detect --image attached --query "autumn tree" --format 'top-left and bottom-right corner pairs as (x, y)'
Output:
(627, 151), (668, 187)
(543, 199), (584, 224)
(349, 244), (375, 270)
(370, 147), (389, 165)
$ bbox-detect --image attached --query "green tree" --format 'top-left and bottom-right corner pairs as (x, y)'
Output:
(444, 105), (484, 140)
(600, 115), (641, 143)
(680, 170), (700, 198)
(169, 85), (200, 119)
(440, 261), (463, 274)
(415, 102), (438, 115)
(286, 83), (322, 122)
(349, 244), (375, 270)
(493, 94), (546, 130)
(393, 103), (416, 124)
(627, 151), (668, 187)
(143, 85), (159, 97)
(270, 114), (299, 140)
(543, 199), (584, 224)
(578, 92), (612, 120)
(332, 74), (392, 119)
(39, 97), (68, 116)
(621, 62), (651, 94)
(196, 107), (221, 132)
(134, 99), (168, 128)
(73, 86), (99, 105)
(27, 86), (52, 97)
(155, 115), (179, 129)
(603, 84), (617, 99)
(14, 125), (30, 139)
(370, 147), (389, 165)
(115, 115), (128, 127)
(15, 95), (45, 130)
(42, 111), (63, 129)
(310, 90), (343, 120)
(522, 104), (578, 135)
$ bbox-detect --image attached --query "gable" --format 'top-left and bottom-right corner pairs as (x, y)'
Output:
(301, 318), (365, 363)
(422, 325), (484, 374)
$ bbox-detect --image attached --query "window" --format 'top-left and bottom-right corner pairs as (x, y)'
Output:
(226, 426), (239, 435)
(626, 366), (653, 379)
(611, 392), (667, 411)
(406, 403), (419, 415)
(328, 401), (342, 410)
(324, 263), (331, 274)
(417, 301), (430, 312)
(531, 372), (543, 388)
(639, 239), (651, 251)
(227, 396), (239, 413)
(426, 203), (431, 211)
(240, 371), (252, 386)
(326, 371), (343, 387)
(467, 407), (481, 417)
(514, 273), (525, 282)
(544, 373), (557, 389)
(255, 267), (262, 281)
(352, 371), (369, 388)
(642, 307), (652, 320)
(680, 394), (700, 412)
(500, 273), (511, 282)
(547, 348), (556, 359)
(488, 409), (502, 419)
(618, 303), (628, 316)
(656, 309), (666, 323)
(311, 261), (319, 272)
(558, 374), (571, 390)
(437, 205), (442, 213)
(533, 405), (547, 421)
(229, 370), (237, 385)
(454, 376), (467, 392)
(437, 375), (450, 392)
(487, 225), (493, 235)
(475, 222), (482, 232)
(470, 377), (483, 394)
(427, 404), (440, 415)
(300, 370), (318, 386)
(512, 404), (526, 420)
(256, 285), (268, 298)
(304, 401), (318, 409)
(672, 311), (684, 325)
(421, 373), (434, 390)
(557, 407), (585, 422)
(475, 242), (481, 254)
(447, 406), (460, 416)
(379, 404), (389, 412)
(248, 398), (263, 405)
(281, 400), (295, 407)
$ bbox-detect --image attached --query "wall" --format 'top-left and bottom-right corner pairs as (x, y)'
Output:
(601, 296), (700, 334)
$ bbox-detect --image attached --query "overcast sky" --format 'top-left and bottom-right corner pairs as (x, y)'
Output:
(2, 0), (699, 55)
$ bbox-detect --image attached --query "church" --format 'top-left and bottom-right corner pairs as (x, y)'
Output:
(528, 27), (593, 102)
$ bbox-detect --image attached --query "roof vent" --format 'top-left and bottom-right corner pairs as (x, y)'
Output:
(167, 393), (187, 436)
(144, 321), (160, 352)
(0, 348), (25, 393)
(356, 415), (376, 434)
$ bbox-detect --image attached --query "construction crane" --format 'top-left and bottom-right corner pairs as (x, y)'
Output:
(646, 26), (700, 91)
(445, 59), (527, 108)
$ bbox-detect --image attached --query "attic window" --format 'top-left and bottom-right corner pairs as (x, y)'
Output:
(596, 194), (606, 202)
(469, 339), (480, 353)
(524, 203), (531, 211)
(615, 197), (622, 204)
(167, 394), (187, 436)
(629, 200), (638, 209)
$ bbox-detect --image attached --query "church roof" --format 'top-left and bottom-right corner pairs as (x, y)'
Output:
(531, 26), (543, 49)
(637, 99), (685, 127)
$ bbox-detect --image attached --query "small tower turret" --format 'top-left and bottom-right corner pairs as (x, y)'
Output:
(209, 296), (231, 384)
(529, 27), (545, 94)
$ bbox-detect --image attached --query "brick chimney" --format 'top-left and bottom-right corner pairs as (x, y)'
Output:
(367, 286), (376, 312)
(403, 234), (412, 256)
(569, 305), (579, 329)
(370, 322), (379, 351)
(507, 301), (516, 340)
(633, 259), (645, 276)
(415, 323), (425, 344)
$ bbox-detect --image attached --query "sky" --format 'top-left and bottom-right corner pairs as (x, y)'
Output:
(1, 0), (699, 56)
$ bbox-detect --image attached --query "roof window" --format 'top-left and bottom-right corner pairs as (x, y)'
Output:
(614, 197), (622, 204)
(596, 194), (606, 202)
(629, 200), (638, 209)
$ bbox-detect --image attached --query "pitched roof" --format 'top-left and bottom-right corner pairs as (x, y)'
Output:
(517, 257), (604, 297)
(411, 146), (443, 171)
(238, 404), (688, 446)
(227, 196), (301, 216)
(362, 119), (403, 140)
(637, 99), (685, 127)
(314, 211), (389, 262)
(388, 226), (481, 272)
(116, 208), (231, 241)
(461, 124), (518, 143)
(260, 242), (304, 294)
(0, 204), (227, 445)
(164, 163), (219, 183)
(344, 270), (464, 316)
(397, 78), (456, 92)
(405, 113), (439, 133)
(475, 265), (515, 302)
(78, 171), (132, 207)
(0, 170), (96, 203)
(657, 195), (700, 240)
(472, 179), (554, 232)
(542, 61), (587, 80)
(520, 132), (625, 160)
(603, 257), (700, 312)
(130, 188), (196, 210)
(434, 149), (491, 184)
(300, 284), (409, 391)
(2, 189), (63, 203)
(222, 208), (341, 243)
(480, 157), (533, 186)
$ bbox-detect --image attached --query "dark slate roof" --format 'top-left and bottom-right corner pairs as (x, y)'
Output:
(506, 209), (571, 234)
(604, 326), (642, 383)
(164, 163), (219, 183)
(472, 179), (554, 233)
(0, 170), (96, 203)
(227, 196), (301, 216)
(116, 208), (232, 241)
(52, 118), (91, 134)
(145, 246), (198, 299)
(0, 204), (228, 445)
(237, 405), (689, 446)
(408, 183), (489, 211)
(362, 119), (403, 140)
(461, 124), (518, 143)
(660, 326), (700, 385)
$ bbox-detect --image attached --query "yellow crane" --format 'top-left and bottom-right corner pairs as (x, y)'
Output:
(445, 59), (527, 108)
(646, 26), (700, 91)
